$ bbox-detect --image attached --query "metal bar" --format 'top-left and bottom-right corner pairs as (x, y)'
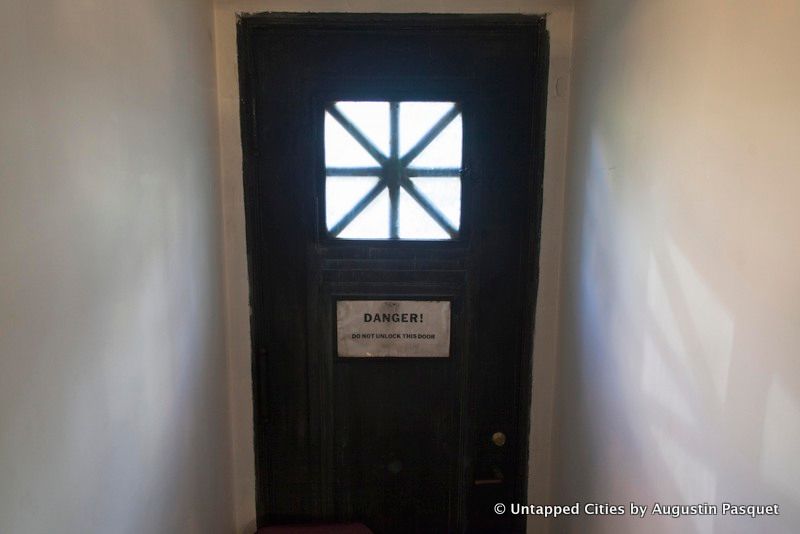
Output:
(400, 177), (458, 237)
(390, 102), (399, 160)
(400, 104), (461, 166)
(388, 186), (399, 238)
(327, 105), (387, 165)
(326, 167), (383, 176)
(389, 102), (400, 238)
(328, 181), (387, 237)
(406, 168), (462, 177)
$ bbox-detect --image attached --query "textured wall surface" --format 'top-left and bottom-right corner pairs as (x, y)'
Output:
(0, 1), (233, 532)
(554, 1), (800, 532)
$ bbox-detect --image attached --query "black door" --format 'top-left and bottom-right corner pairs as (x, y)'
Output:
(238, 13), (548, 533)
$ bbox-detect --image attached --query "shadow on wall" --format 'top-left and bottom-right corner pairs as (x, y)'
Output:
(564, 102), (800, 532)
(554, 0), (800, 520)
(556, 126), (800, 534)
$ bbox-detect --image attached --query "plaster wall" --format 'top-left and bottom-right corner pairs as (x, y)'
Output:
(0, 1), (233, 532)
(554, 1), (800, 532)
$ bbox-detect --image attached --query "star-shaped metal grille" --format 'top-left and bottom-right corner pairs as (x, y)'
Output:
(325, 102), (462, 239)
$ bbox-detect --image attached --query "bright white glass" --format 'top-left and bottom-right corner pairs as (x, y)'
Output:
(409, 177), (461, 229)
(334, 102), (390, 156)
(325, 176), (380, 231)
(337, 189), (390, 239)
(407, 115), (462, 168)
(325, 112), (381, 167)
(397, 189), (450, 239)
(399, 102), (456, 158)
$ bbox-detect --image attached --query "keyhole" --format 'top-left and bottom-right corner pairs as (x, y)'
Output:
(387, 459), (403, 474)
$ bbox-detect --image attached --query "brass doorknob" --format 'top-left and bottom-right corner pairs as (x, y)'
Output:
(492, 432), (507, 447)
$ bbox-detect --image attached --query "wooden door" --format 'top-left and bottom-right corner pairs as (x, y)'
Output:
(238, 13), (548, 533)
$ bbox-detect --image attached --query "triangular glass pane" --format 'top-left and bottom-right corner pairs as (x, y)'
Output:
(408, 114), (462, 169)
(409, 177), (461, 230)
(398, 189), (450, 240)
(338, 188), (390, 239)
(325, 111), (381, 167)
(325, 176), (381, 231)
(399, 102), (455, 158)
(335, 102), (390, 157)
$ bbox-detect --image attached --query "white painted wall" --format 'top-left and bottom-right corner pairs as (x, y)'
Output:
(554, 1), (800, 532)
(0, 1), (233, 532)
(211, 1), (574, 532)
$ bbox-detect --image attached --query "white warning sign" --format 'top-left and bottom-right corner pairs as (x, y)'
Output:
(336, 300), (451, 358)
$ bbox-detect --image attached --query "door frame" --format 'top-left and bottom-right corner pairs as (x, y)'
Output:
(237, 12), (550, 528)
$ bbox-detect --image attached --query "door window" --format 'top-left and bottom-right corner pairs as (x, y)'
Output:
(324, 101), (462, 239)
